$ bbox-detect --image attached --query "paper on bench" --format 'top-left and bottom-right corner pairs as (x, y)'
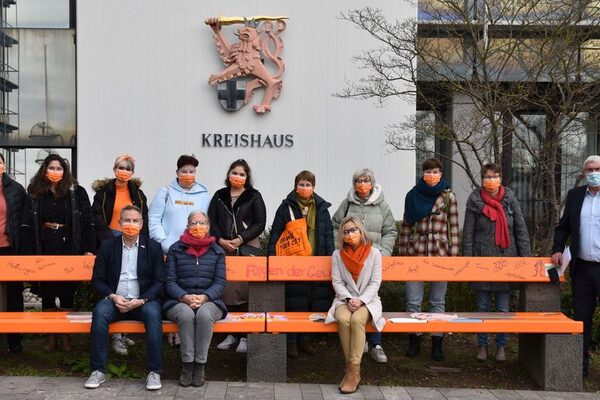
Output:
(388, 318), (427, 324)
(410, 313), (459, 320)
(67, 312), (92, 321)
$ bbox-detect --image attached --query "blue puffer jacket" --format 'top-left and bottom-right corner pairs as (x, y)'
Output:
(162, 239), (227, 318)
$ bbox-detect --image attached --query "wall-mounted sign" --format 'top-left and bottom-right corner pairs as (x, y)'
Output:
(201, 133), (293, 148)
(206, 15), (288, 114)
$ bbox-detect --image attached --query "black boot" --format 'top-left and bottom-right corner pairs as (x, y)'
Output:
(431, 336), (444, 361)
(405, 334), (420, 357)
(193, 362), (205, 387)
(179, 362), (193, 387)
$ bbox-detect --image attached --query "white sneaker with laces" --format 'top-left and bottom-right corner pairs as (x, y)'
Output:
(112, 337), (128, 356)
(84, 370), (106, 389)
(236, 337), (247, 353)
(217, 334), (238, 350)
(371, 345), (388, 363)
(146, 371), (162, 390)
(363, 341), (368, 354)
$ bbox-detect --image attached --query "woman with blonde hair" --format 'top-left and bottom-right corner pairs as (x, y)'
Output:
(325, 216), (385, 394)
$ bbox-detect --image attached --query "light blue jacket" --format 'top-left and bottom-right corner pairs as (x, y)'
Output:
(148, 178), (211, 254)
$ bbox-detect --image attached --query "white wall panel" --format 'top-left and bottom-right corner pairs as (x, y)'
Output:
(77, 0), (416, 222)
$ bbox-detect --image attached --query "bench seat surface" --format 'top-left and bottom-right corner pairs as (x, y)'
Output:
(0, 312), (266, 334)
(266, 312), (582, 334)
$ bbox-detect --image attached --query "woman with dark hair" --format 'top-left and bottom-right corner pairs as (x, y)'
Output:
(462, 163), (531, 362)
(0, 153), (27, 353)
(20, 153), (96, 352)
(91, 154), (149, 356)
(208, 159), (266, 353)
(268, 170), (335, 358)
(398, 158), (460, 361)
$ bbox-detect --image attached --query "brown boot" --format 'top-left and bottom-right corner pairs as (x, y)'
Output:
(44, 334), (57, 352)
(339, 362), (360, 394)
(338, 362), (349, 390)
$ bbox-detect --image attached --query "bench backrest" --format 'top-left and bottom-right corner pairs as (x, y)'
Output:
(0, 256), (268, 282)
(267, 256), (559, 282)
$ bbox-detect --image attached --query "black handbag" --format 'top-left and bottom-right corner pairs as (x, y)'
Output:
(238, 244), (264, 257)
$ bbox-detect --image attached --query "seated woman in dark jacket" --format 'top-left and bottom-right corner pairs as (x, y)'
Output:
(163, 210), (227, 388)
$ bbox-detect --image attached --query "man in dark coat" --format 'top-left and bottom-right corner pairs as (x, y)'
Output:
(85, 205), (166, 390)
(552, 155), (600, 377)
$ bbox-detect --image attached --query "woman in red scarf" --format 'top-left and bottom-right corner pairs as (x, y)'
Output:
(324, 217), (385, 394)
(462, 163), (531, 362)
(163, 211), (227, 388)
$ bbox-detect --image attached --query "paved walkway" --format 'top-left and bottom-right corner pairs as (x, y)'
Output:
(1, 376), (599, 400)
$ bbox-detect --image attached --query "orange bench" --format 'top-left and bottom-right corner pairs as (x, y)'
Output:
(266, 256), (583, 391)
(0, 255), (268, 334)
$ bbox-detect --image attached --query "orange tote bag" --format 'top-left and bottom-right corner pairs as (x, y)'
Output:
(275, 205), (313, 256)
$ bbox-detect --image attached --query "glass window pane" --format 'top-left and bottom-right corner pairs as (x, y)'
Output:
(6, 0), (70, 29)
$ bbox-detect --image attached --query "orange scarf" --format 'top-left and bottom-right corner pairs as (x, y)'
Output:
(340, 243), (371, 282)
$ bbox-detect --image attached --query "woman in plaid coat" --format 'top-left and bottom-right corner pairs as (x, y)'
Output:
(398, 158), (460, 361)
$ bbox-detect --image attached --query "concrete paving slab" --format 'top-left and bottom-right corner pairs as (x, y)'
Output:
(536, 393), (600, 400)
(440, 388), (498, 399)
(274, 383), (302, 400)
(404, 387), (446, 400)
(0, 376), (47, 394)
(225, 382), (275, 400)
(360, 385), (385, 400)
(379, 386), (413, 400)
(116, 379), (179, 397)
(320, 383), (365, 399)
(513, 390), (544, 399)
(203, 381), (228, 400)
(174, 384), (207, 399)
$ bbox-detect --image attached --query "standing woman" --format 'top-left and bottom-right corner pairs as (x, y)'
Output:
(0, 153), (27, 353)
(91, 154), (149, 356)
(268, 170), (334, 358)
(462, 163), (531, 362)
(92, 154), (148, 242)
(331, 168), (396, 363)
(325, 216), (385, 394)
(398, 158), (460, 361)
(149, 155), (211, 255)
(208, 159), (266, 354)
(20, 153), (96, 351)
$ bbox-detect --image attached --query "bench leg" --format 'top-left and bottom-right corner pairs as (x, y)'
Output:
(518, 333), (582, 391)
(247, 282), (286, 382)
(519, 283), (561, 312)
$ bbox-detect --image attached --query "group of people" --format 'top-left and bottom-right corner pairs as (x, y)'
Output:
(1, 151), (597, 394)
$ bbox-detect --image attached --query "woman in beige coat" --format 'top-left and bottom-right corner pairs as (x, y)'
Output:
(325, 216), (385, 394)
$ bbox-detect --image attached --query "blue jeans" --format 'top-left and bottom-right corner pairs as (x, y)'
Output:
(90, 299), (163, 373)
(476, 290), (510, 347)
(406, 281), (448, 337)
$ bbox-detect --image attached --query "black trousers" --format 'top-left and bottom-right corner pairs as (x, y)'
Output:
(572, 258), (600, 367)
(0, 246), (23, 350)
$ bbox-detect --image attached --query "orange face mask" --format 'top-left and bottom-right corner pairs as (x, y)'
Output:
(483, 180), (501, 192)
(296, 187), (314, 199)
(344, 230), (361, 246)
(189, 225), (208, 239)
(46, 170), (64, 183)
(423, 173), (441, 186)
(115, 170), (133, 182)
(121, 223), (141, 237)
(178, 174), (195, 187)
(355, 182), (372, 197)
(229, 175), (246, 189)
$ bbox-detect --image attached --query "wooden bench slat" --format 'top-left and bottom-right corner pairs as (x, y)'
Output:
(265, 312), (582, 334)
(0, 256), (268, 282)
(0, 312), (266, 334)
(267, 256), (562, 282)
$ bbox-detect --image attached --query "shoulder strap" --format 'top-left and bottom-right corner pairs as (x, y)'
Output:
(288, 205), (296, 221)
(31, 199), (42, 254)
(343, 200), (350, 218)
(70, 185), (82, 254)
(164, 186), (169, 204)
(443, 190), (452, 247)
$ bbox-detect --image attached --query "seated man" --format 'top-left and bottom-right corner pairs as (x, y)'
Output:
(85, 205), (166, 390)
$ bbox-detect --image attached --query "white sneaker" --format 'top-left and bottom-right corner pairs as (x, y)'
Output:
(146, 372), (162, 390)
(363, 341), (368, 354)
(112, 337), (128, 356)
(371, 345), (388, 363)
(236, 337), (247, 353)
(84, 371), (106, 389)
(217, 334), (238, 350)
